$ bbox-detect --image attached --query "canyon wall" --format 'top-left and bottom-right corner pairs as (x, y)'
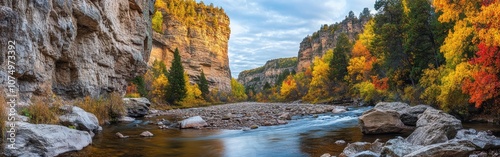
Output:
(238, 57), (297, 91)
(0, 0), (154, 101)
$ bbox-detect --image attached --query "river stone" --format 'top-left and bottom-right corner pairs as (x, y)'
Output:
(180, 116), (208, 129)
(340, 139), (383, 157)
(406, 108), (462, 146)
(373, 102), (410, 114)
(116, 132), (129, 138)
(381, 136), (423, 157)
(404, 140), (476, 157)
(140, 131), (154, 137)
(335, 140), (347, 145)
(359, 108), (408, 134)
(454, 129), (500, 150)
(3, 122), (92, 157)
(400, 105), (431, 126)
(320, 153), (332, 157)
(59, 106), (101, 135)
(332, 106), (347, 114)
(123, 98), (151, 117)
(278, 112), (292, 120)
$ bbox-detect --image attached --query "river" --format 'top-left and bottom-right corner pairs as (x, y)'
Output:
(61, 106), (498, 157)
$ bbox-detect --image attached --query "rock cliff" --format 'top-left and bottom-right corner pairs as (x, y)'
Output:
(149, 1), (231, 92)
(297, 13), (370, 72)
(238, 57), (297, 91)
(0, 0), (154, 101)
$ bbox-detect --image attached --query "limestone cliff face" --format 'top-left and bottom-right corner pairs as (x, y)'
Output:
(238, 57), (297, 91)
(297, 16), (369, 72)
(149, 4), (231, 92)
(0, 0), (154, 101)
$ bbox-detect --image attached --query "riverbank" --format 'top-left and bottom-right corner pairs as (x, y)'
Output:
(147, 102), (345, 130)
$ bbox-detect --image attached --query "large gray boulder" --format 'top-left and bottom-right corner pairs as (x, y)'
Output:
(400, 105), (431, 126)
(406, 108), (463, 146)
(123, 98), (151, 117)
(359, 108), (409, 134)
(3, 122), (92, 157)
(381, 136), (423, 157)
(59, 106), (101, 135)
(180, 116), (208, 129)
(339, 139), (384, 157)
(454, 129), (500, 150)
(404, 140), (476, 157)
(373, 102), (410, 114)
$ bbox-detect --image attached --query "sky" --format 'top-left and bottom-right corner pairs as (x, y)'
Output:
(196, 0), (377, 78)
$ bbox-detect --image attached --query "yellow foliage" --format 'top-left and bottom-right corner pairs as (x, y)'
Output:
(358, 19), (375, 47)
(440, 20), (476, 68)
(152, 10), (163, 33)
(353, 81), (387, 103)
(437, 62), (473, 112)
(420, 65), (444, 105)
(230, 78), (247, 102)
(433, 0), (479, 23)
(303, 50), (333, 103)
(179, 73), (206, 107)
(473, 3), (500, 46)
(152, 74), (169, 102)
(76, 93), (126, 125)
(280, 75), (298, 100)
(155, 0), (168, 11)
(22, 98), (60, 124)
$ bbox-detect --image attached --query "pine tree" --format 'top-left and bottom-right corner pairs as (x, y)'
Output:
(166, 48), (187, 104)
(330, 33), (352, 82)
(197, 70), (210, 101)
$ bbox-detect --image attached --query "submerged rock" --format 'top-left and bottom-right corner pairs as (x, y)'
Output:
(116, 132), (129, 138)
(335, 140), (347, 145)
(3, 122), (92, 157)
(180, 116), (208, 129)
(332, 106), (347, 114)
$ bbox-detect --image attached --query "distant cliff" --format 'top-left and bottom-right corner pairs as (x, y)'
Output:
(0, 0), (154, 101)
(238, 57), (297, 91)
(149, 0), (231, 92)
(297, 11), (370, 72)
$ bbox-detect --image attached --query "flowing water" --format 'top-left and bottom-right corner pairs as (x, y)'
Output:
(62, 107), (499, 157)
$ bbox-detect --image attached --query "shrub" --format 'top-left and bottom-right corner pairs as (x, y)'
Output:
(76, 92), (126, 125)
(22, 98), (59, 124)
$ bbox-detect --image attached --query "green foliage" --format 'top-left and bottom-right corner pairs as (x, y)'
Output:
(241, 66), (265, 76)
(197, 70), (210, 101)
(166, 48), (187, 105)
(330, 33), (352, 82)
(132, 76), (148, 97)
(230, 78), (247, 102)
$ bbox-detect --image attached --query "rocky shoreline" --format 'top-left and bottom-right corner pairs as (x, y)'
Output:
(145, 102), (346, 130)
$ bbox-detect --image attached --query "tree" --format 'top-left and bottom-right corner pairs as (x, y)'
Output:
(166, 48), (187, 104)
(230, 78), (247, 102)
(152, 73), (169, 102)
(280, 75), (298, 100)
(197, 70), (210, 101)
(152, 11), (163, 33)
(330, 33), (352, 82)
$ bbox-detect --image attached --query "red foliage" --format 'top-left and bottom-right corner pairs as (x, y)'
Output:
(371, 76), (389, 90)
(471, 43), (500, 70)
(463, 71), (500, 108)
(126, 83), (138, 94)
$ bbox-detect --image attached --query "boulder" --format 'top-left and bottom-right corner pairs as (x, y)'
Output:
(381, 136), (423, 157)
(406, 108), (462, 145)
(250, 125), (259, 129)
(404, 140), (476, 157)
(400, 105), (431, 126)
(373, 102), (410, 114)
(454, 129), (500, 150)
(180, 116), (208, 129)
(123, 98), (151, 117)
(359, 109), (409, 134)
(340, 139), (383, 157)
(3, 122), (92, 157)
(59, 106), (101, 134)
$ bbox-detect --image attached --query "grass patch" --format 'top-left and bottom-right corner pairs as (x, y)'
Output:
(75, 92), (126, 125)
(19, 97), (62, 125)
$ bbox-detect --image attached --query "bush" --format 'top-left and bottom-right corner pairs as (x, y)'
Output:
(21, 97), (60, 124)
(76, 92), (126, 125)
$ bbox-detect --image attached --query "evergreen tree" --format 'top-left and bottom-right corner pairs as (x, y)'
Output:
(166, 48), (187, 104)
(197, 70), (210, 101)
(330, 33), (352, 82)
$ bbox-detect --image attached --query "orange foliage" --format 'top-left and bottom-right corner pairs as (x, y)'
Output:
(371, 76), (389, 91)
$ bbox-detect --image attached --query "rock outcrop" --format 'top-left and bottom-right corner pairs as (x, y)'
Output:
(3, 122), (92, 157)
(406, 108), (463, 145)
(123, 97), (151, 117)
(297, 14), (370, 72)
(238, 57), (297, 91)
(0, 0), (154, 101)
(150, 1), (231, 91)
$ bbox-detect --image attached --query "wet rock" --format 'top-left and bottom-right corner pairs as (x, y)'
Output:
(400, 105), (431, 126)
(404, 140), (476, 157)
(381, 136), (423, 157)
(359, 108), (409, 134)
(140, 131), (154, 137)
(180, 116), (208, 129)
(59, 106), (101, 135)
(332, 106), (347, 114)
(340, 139), (383, 157)
(116, 132), (129, 138)
(3, 122), (92, 157)
(250, 125), (259, 129)
(119, 116), (136, 122)
(406, 108), (462, 146)
(335, 140), (347, 145)
(320, 153), (332, 157)
(123, 98), (151, 117)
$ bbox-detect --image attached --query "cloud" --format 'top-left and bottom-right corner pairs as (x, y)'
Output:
(197, 0), (377, 78)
